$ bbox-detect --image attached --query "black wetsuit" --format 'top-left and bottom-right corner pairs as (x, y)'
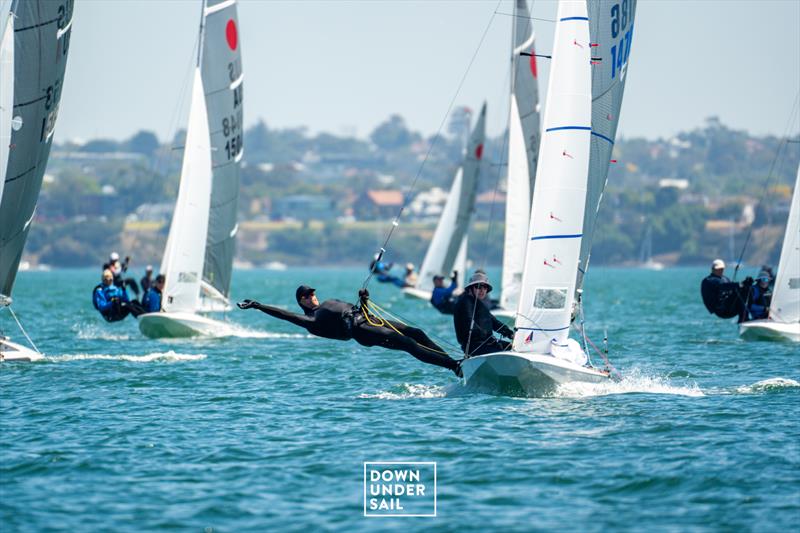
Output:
(248, 299), (460, 373)
(700, 273), (749, 322)
(453, 292), (513, 356)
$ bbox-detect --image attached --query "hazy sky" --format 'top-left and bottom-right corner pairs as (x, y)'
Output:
(32, 0), (800, 143)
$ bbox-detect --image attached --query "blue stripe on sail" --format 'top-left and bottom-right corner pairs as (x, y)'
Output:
(591, 131), (615, 144)
(531, 233), (583, 241)
(546, 126), (591, 133)
(517, 326), (571, 332)
(560, 17), (589, 21)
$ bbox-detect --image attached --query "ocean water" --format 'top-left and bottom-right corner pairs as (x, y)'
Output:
(1, 267), (798, 531)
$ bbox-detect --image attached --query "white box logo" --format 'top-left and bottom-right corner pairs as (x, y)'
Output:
(363, 462), (437, 517)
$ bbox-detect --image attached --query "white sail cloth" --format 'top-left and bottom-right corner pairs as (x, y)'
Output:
(770, 165), (800, 324)
(512, 0), (592, 354)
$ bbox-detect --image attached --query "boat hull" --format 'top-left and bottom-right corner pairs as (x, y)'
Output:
(0, 337), (43, 362)
(739, 320), (800, 342)
(461, 351), (609, 397)
(138, 312), (231, 339)
(401, 287), (431, 301)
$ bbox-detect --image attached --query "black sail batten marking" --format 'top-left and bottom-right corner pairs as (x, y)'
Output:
(13, 95), (48, 109)
(14, 17), (59, 32)
(5, 166), (37, 184)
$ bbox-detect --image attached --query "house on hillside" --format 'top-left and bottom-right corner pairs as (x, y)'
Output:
(355, 190), (404, 220)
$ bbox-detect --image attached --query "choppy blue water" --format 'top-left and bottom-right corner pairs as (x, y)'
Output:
(1, 267), (798, 531)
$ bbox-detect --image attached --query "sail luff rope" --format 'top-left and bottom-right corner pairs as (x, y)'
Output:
(362, 0), (503, 290)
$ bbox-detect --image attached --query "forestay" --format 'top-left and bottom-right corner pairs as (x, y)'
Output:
(770, 165), (800, 324)
(512, 0), (591, 354)
(0, 0), (73, 301)
(575, 0), (637, 294)
(500, 0), (541, 312)
(201, 0), (243, 307)
(416, 104), (486, 292)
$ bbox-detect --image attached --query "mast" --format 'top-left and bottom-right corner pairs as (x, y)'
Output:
(200, 0), (244, 307)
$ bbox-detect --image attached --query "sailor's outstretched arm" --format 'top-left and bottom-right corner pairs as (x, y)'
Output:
(238, 300), (313, 328)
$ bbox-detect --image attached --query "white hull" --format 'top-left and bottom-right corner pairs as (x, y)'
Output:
(0, 337), (43, 362)
(739, 320), (800, 342)
(401, 287), (431, 301)
(461, 350), (609, 397)
(138, 312), (232, 339)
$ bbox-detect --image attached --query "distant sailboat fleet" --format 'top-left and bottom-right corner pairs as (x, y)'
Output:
(1, 0), (797, 388)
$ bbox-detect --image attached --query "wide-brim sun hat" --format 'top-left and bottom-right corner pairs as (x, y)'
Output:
(464, 271), (493, 292)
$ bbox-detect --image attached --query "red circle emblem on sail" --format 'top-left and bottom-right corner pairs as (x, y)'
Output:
(475, 144), (484, 160)
(226, 20), (238, 50)
(529, 47), (538, 78)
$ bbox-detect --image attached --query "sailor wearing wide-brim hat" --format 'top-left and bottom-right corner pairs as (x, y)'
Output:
(463, 270), (493, 293)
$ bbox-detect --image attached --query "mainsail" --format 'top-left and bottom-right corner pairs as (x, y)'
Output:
(770, 164), (800, 325)
(201, 0), (243, 306)
(512, 0), (592, 353)
(416, 103), (486, 292)
(575, 0), (637, 294)
(0, 0), (74, 302)
(500, 0), (541, 311)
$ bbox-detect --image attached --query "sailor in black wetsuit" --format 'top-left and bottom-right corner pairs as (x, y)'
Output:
(700, 259), (752, 323)
(237, 285), (463, 376)
(453, 272), (514, 356)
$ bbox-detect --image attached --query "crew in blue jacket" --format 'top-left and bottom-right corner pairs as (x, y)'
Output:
(430, 271), (458, 315)
(369, 257), (405, 287)
(142, 274), (165, 313)
(92, 269), (144, 322)
(747, 271), (772, 320)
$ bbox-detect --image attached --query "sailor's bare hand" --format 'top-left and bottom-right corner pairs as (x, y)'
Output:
(237, 299), (258, 310)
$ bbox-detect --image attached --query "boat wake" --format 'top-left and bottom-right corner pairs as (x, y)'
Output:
(46, 351), (207, 363)
(554, 368), (705, 398)
(359, 383), (448, 400)
(734, 377), (800, 394)
(73, 324), (134, 341)
(220, 325), (309, 339)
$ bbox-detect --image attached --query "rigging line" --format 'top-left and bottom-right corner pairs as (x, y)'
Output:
(366, 300), (463, 353)
(7, 307), (40, 354)
(733, 91), (800, 280)
(362, 0), (503, 290)
(494, 11), (555, 23)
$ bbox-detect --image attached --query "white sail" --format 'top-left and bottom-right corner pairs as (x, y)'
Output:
(160, 68), (213, 313)
(418, 168), (463, 292)
(512, 0), (591, 354)
(0, 13), (13, 208)
(500, 95), (530, 311)
(454, 233), (468, 282)
(770, 165), (800, 324)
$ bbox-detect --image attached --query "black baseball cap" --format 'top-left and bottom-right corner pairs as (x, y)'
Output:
(295, 285), (316, 302)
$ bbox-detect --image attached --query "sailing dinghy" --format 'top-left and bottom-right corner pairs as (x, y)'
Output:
(0, 0), (74, 362)
(494, 0), (542, 326)
(138, 0), (243, 339)
(739, 164), (800, 342)
(402, 104), (486, 302)
(462, 0), (636, 396)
